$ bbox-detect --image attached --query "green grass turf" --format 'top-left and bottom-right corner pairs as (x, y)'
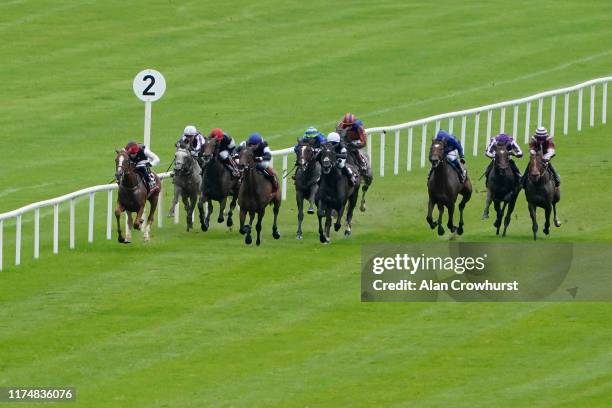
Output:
(1, 0), (612, 406)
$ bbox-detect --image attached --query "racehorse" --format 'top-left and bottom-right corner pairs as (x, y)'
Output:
(294, 142), (321, 239)
(236, 145), (281, 245)
(198, 137), (240, 232)
(426, 139), (472, 236)
(316, 144), (360, 243)
(114, 149), (160, 243)
(483, 142), (521, 236)
(168, 148), (201, 231)
(524, 150), (561, 240)
(344, 129), (374, 212)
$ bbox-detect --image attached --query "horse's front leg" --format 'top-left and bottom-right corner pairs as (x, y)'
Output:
(239, 208), (247, 235)
(482, 189), (492, 219)
(307, 185), (317, 214)
(457, 188), (471, 236)
(182, 194), (191, 231)
(543, 204), (552, 236)
(296, 190), (304, 240)
(493, 200), (502, 235)
(134, 205), (145, 230)
(168, 185), (179, 217)
(528, 202), (538, 240)
(244, 211), (255, 245)
(217, 197), (227, 224)
(126, 212), (133, 242)
(317, 204), (328, 244)
(255, 210), (264, 246)
(144, 196), (158, 242)
(344, 188), (359, 238)
(446, 202), (456, 234)
(426, 197), (437, 229)
(226, 194), (238, 229)
(502, 195), (518, 237)
(359, 173), (372, 212)
(325, 209), (333, 242)
(437, 203), (445, 236)
(114, 203), (125, 243)
(272, 198), (281, 240)
(334, 203), (346, 232)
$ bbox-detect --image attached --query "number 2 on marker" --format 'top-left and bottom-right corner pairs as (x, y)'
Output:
(142, 74), (156, 96)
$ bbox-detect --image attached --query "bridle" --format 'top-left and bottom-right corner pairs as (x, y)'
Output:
(115, 151), (135, 184)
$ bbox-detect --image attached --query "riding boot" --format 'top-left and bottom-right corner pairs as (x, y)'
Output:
(358, 151), (368, 172)
(453, 160), (466, 183)
(342, 166), (357, 186)
(509, 159), (522, 185)
(548, 162), (561, 187)
(264, 168), (279, 192)
(484, 161), (494, 187)
(146, 169), (159, 197)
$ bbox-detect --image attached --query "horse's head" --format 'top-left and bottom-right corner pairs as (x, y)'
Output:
(114, 149), (132, 183)
(237, 144), (255, 173)
(528, 151), (547, 183)
(296, 143), (315, 171)
(201, 136), (217, 165)
(494, 141), (510, 170)
(319, 144), (335, 174)
(429, 138), (446, 167)
(174, 148), (192, 174)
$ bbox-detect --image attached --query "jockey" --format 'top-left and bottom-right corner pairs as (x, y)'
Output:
(294, 126), (326, 154)
(327, 132), (357, 186)
(209, 127), (240, 177)
(125, 141), (160, 197)
(336, 113), (368, 171)
(484, 133), (523, 183)
(245, 133), (278, 191)
(524, 126), (560, 187)
(177, 125), (205, 158)
(429, 130), (467, 182)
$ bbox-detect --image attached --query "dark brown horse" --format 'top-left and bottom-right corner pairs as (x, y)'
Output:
(114, 150), (160, 243)
(426, 139), (472, 236)
(524, 151), (561, 240)
(345, 139), (373, 212)
(198, 137), (240, 231)
(483, 142), (521, 236)
(294, 142), (321, 240)
(316, 144), (360, 243)
(237, 146), (281, 245)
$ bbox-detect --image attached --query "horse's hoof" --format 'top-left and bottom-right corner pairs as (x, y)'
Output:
(118, 237), (125, 243)
(245, 235), (252, 245)
(360, 204), (367, 212)
(437, 227), (445, 236)
(344, 230), (351, 237)
(217, 216), (224, 223)
(482, 212), (489, 220)
(273, 230), (281, 240)
(457, 226), (464, 235)
(296, 234), (302, 240)
(227, 218), (233, 227)
(543, 228), (550, 235)
(307, 208), (314, 215)
(319, 234), (327, 244)
(256, 239), (261, 246)
(334, 223), (341, 232)
(555, 220), (562, 227)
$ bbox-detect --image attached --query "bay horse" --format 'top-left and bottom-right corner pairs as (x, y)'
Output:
(524, 151), (561, 240)
(483, 142), (521, 236)
(426, 139), (472, 236)
(294, 142), (321, 240)
(236, 146), (281, 245)
(316, 144), (360, 243)
(198, 137), (240, 232)
(168, 148), (201, 231)
(345, 141), (373, 212)
(114, 149), (160, 243)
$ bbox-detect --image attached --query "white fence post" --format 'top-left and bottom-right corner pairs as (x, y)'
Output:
(448, 117), (454, 134)
(16, 215), (22, 265)
(420, 124), (427, 168)
(282, 154), (288, 200)
(512, 105), (519, 138)
(174, 203), (179, 224)
(460, 116), (467, 146)
(590, 85), (595, 127)
(435, 120), (440, 136)
(367, 133), (372, 161)
(88, 192), (94, 243)
(537, 98), (543, 126)
(379, 132), (385, 177)
(578, 88), (583, 131)
(563, 92), (570, 135)
(34, 208), (40, 259)
(157, 183), (163, 228)
(524, 102), (531, 144)
(550, 95), (557, 136)
(53, 204), (59, 254)
(393, 130), (400, 175)
(70, 199), (75, 249)
(603, 82), (608, 124)
(0, 220), (3, 271)
(500, 107), (506, 134)
(107, 190), (113, 239)
(486, 110), (492, 140)
(473, 112), (480, 157)
(407, 128), (413, 172)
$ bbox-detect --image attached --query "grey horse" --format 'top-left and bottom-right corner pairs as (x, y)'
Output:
(168, 148), (202, 231)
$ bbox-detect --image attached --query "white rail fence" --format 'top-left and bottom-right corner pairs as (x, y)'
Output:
(0, 76), (609, 271)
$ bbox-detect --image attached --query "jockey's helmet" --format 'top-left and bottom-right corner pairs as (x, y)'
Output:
(534, 126), (549, 139)
(210, 128), (224, 141)
(304, 126), (319, 138)
(342, 113), (356, 127)
(125, 141), (139, 155)
(183, 125), (198, 136)
(247, 133), (263, 146)
(327, 132), (341, 144)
